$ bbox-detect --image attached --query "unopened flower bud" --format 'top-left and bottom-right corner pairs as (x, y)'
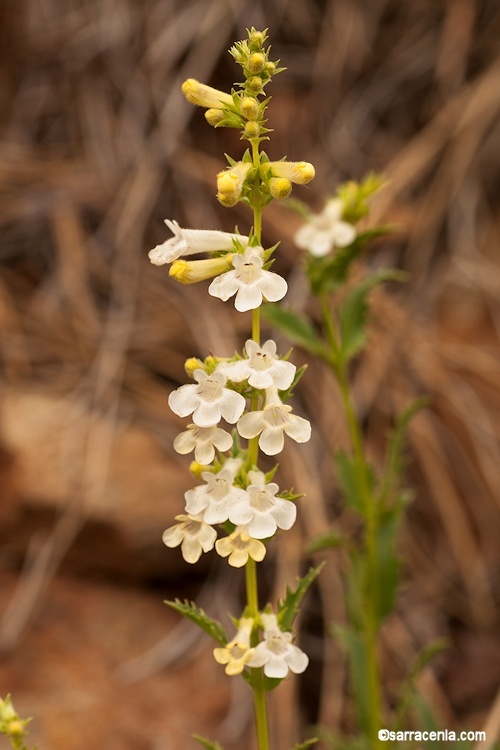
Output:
(263, 160), (316, 185)
(269, 177), (292, 200)
(247, 76), (264, 93)
(169, 255), (233, 284)
(217, 162), (252, 207)
(265, 61), (276, 75)
(248, 52), (266, 74)
(205, 108), (226, 126)
(244, 121), (260, 139)
(182, 78), (233, 109)
(190, 461), (209, 478)
(249, 30), (265, 49)
(241, 97), (260, 120)
(185, 357), (206, 377)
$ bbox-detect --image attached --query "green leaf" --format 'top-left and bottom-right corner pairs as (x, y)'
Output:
(261, 304), (326, 357)
(278, 563), (325, 631)
(291, 739), (319, 750)
(379, 397), (429, 508)
(334, 625), (371, 734)
(193, 735), (224, 750)
(335, 449), (370, 514)
(373, 510), (401, 623)
(306, 530), (346, 554)
(339, 269), (406, 361)
(165, 599), (227, 645)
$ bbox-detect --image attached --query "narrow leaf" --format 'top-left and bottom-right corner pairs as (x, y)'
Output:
(334, 625), (371, 734)
(261, 304), (326, 357)
(339, 269), (406, 361)
(165, 599), (227, 645)
(278, 563), (325, 631)
(306, 530), (346, 554)
(335, 449), (367, 514)
(292, 739), (319, 750)
(193, 735), (224, 750)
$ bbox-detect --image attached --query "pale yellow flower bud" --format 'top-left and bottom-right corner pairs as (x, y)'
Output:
(190, 461), (208, 478)
(169, 255), (233, 284)
(244, 121), (260, 139)
(265, 61), (276, 75)
(263, 161), (316, 185)
(247, 76), (264, 93)
(205, 108), (226, 126)
(217, 162), (252, 207)
(241, 97), (260, 120)
(182, 78), (233, 109)
(248, 52), (266, 74)
(249, 30), (266, 49)
(185, 357), (205, 377)
(269, 177), (292, 200)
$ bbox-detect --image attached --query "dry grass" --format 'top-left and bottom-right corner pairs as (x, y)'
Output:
(0, 1), (499, 748)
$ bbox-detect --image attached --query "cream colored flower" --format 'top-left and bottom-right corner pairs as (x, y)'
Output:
(213, 618), (255, 675)
(182, 78), (233, 109)
(173, 424), (233, 465)
(217, 339), (296, 390)
(148, 220), (248, 266)
(215, 528), (266, 567)
(168, 370), (245, 428)
(209, 247), (287, 312)
(248, 612), (309, 678)
(237, 386), (311, 455)
(262, 161), (315, 185)
(162, 514), (217, 564)
(294, 198), (356, 257)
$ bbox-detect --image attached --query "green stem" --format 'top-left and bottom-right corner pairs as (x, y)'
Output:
(244, 135), (271, 750)
(320, 293), (382, 749)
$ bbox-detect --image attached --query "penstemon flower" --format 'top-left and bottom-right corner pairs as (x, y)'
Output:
(294, 196), (356, 257)
(209, 246), (288, 311)
(162, 514), (217, 564)
(173, 424), (233, 465)
(149, 220), (248, 266)
(213, 618), (255, 675)
(249, 612), (309, 678)
(184, 460), (247, 525)
(215, 527), (266, 568)
(168, 369), (245, 427)
(217, 338), (296, 390)
(228, 470), (297, 539)
(237, 386), (312, 455)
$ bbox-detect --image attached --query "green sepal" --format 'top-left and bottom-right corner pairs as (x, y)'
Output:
(165, 599), (227, 646)
(306, 530), (346, 554)
(261, 304), (326, 357)
(193, 735), (224, 750)
(278, 563), (325, 631)
(291, 739), (318, 750)
(339, 269), (407, 362)
(306, 225), (398, 294)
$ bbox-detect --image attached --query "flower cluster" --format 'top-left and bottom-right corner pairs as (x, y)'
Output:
(163, 340), (310, 566)
(150, 28), (314, 710)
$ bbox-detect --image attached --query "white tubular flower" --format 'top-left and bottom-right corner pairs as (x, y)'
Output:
(162, 514), (217, 564)
(148, 220), (249, 266)
(248, 612), (309, 678)
(213, 618), (255, 675)
(262, 161), (315, 185)
(217, 339), (296, 390)
(228, 470), (296, 539)
(182, 78), (233, 109)
(237, 386), (311, 456)
(185, 460), (247, 525)
(209, 247), (287, 312)
(173, 424), (233, 465)
(215, 528), (266, 568)
(168, 370), (246, 428)
(294, 197), (356, 257)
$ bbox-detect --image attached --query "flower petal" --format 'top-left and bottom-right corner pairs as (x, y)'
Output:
(219, 390), (246, 424)
(285, 645), (309, 674)
(283, 415), (312, 444)
(234, 284), (264, 312)
(237, 411), (265, 439)
(258, 271), (288, 302)
(259, 426), (285, 456)
(168, 384), (199, 417)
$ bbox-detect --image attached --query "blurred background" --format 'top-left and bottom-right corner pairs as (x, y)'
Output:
(0, 0), (499, 748)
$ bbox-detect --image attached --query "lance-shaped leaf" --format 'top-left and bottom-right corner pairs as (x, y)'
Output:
(291, 739), (319, 750)
(306, 530), (346, 554)
(261, 304), (326, 357)
(334, 625), (371, 736)
(193, 735), (224, 750)
(165, 599), (227, 645)
(278, 563), (325, 631)
(339, 269), (406, 362)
